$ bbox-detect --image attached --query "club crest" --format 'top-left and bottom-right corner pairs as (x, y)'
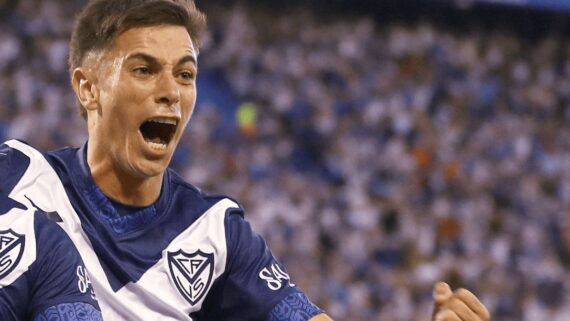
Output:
(167, 249), (214, 305)
(0, 229), (25, 280)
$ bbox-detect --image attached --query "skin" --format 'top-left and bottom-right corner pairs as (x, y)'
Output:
(310, 315), (334, 321)
(72, 25), (198, 205)
(433, 282), (490, 321)
(71, 24), (489, 321)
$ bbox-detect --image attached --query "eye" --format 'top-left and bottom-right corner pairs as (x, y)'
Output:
(133, 66), (152, 75)
(178, 71), (195, 81)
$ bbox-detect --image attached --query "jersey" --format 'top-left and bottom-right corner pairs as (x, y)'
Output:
(0, 140), (322, 321)
(0, 199), (102, 321)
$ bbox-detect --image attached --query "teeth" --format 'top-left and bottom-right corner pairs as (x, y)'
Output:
(147, 141), (167, 150)
(148, 118), (177, 125)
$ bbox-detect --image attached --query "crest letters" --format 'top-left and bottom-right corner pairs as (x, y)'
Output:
(0, 229), (25, 280)
(167, 249), (214, 305)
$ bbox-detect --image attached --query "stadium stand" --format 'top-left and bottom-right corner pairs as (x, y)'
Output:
(1, 0), (570, 320)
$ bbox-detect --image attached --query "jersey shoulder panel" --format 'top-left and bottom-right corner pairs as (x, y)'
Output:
(0, 141), (32, 196)
(167, 169), (241, 209)
(0, 140), (63, 212)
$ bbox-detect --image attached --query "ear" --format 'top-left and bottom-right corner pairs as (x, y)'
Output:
(71, 68), (99, 112)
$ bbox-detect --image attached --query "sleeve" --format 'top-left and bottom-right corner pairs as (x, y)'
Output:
(197, 208), (322, 321)
(0, 143), (102, 320)
(28, 213), (103, 321)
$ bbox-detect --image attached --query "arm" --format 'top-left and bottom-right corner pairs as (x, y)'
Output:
(201, 208), (324, 321)
(309, 314), (334, 321)
(33, 302), (103, 321)
(0, 206), (103, 321)
(29, 212), (103, 321)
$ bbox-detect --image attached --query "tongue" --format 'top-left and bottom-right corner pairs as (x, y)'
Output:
(146, 137), (164, 144)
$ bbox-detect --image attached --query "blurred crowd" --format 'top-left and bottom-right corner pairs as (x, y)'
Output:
(2, 1), (570, 320)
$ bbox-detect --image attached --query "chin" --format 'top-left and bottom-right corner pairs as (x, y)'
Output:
(131, 158), (170, 179)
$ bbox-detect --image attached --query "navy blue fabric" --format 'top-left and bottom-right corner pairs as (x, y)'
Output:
(0, 211), (101, 321)
(45, 143), (224, 292)
(33, 302), (103, 321)
(30, 212), (100, 317)
(0, 142), (32, 214)
(0, 143), (30, 196)
(269, 292), (322, 321)
(191, 208), (299, 321)
(41, 141), (322, 320)
(84, 183), (158, 235)
(0, 195), (26, 215)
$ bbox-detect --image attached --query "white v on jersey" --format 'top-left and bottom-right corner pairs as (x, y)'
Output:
(0, 140), (321, 321)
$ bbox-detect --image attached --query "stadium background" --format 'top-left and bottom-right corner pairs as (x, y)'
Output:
(1, 0), (570, 320)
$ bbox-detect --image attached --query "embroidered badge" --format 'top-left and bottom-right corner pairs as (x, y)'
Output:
(167, 249), (214, 305)
(0, 229), (25, 280)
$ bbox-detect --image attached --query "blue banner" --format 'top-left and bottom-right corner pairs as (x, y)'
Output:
(477, 0), (570, 12)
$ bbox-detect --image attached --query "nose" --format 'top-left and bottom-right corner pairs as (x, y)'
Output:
(155, 73), (180, 106)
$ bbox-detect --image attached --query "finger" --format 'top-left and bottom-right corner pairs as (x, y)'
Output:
(435, 309), (462, 321)
(432, 282), (454, 319)
(442, 297), (478, 321)
(454, 289), (491, 321)
(433, 282), (453, 306)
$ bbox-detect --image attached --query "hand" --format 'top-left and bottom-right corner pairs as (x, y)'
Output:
(432, 282), (490, 321)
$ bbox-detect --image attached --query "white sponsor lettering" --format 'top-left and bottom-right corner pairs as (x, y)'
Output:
(258, 263), (295, 291)
(77, 265), (97, 300)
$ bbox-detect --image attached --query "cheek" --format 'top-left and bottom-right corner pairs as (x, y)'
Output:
(181, 91), (197, 118)
(102, 82), (149, 123)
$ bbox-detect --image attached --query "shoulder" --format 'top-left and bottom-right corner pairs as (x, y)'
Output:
(44, 145), (81, 170)
(167, 168), (244, 218)
(0, 140), (75, 195)
(0, 140), (46, 164)
(0, 140), (35, 195)
(0, 139), (78, 171)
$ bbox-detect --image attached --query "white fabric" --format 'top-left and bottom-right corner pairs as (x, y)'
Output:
(5, 140), (235, 321)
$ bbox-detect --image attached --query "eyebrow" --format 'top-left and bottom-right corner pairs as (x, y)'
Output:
(177, 55), (197, 67)
(126, 53), (197, 68)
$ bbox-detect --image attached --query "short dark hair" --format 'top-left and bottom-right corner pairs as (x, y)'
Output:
(69, 0), (207, 119)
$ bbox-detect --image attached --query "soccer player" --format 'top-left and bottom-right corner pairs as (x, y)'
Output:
(0, 190), (101, 320)
(0, 0), (489, 320)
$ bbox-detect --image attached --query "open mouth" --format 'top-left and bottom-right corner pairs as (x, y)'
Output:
(139, 117), (178, 150)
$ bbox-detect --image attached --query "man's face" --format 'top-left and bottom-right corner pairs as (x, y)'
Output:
(91, 25), (197, 179)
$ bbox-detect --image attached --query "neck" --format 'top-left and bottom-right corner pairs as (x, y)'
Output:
(86, 146), (163, 207)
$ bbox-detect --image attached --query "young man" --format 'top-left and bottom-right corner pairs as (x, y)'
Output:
(0, 0), (489, 320)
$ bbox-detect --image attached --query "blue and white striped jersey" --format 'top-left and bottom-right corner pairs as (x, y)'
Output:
(0, 198), (102, 320)
(0, 140), (321, 321)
